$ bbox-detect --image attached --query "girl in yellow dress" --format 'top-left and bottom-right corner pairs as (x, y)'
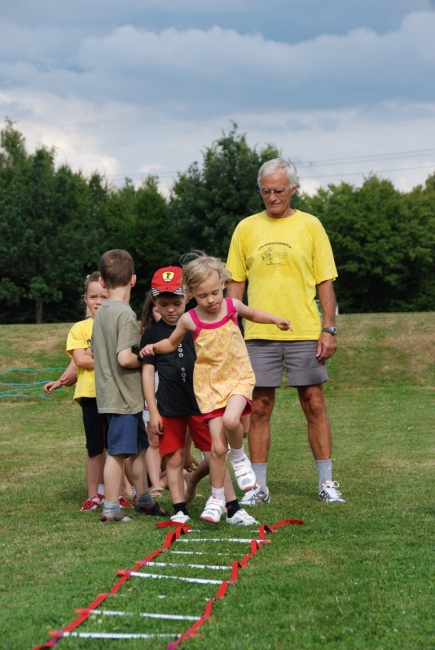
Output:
(140, 254), (292, 523)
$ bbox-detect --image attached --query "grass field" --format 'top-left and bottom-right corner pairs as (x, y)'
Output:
(1, 314), (434, 650)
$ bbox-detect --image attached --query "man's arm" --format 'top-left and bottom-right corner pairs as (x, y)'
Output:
(226, 280), (245, 301)
(316, 279), (337, 363)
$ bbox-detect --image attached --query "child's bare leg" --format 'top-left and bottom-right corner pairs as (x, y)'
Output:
(185, 457), (209, 502)
(241, 413), (250, 438)
(207, 417), (229, 490)
(146, 430), (161, 488)
(86, 451), (105, 498)
(123, 459), (133, 496)
(166, 448), (186, 505)
(199, 450), (236, 502)
(224, 396), (257, 492)
(223, 395), (247, 450)
(128, 449), (148, 495)
(104, 454), (125, 503)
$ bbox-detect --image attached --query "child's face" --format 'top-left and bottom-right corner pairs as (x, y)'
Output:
(193, 271), (224, 314)
(84, 281), (108, 318)
(153, 294), (185, 325)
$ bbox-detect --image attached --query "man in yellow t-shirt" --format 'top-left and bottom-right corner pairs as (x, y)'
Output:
(226, 158), (345, 505)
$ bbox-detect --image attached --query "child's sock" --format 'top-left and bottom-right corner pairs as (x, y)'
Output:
(230, 446), (245, 462)
(212, 486), (225, 501)
(252, 463), (267, 488)
(103, 500), (121, 517)
(137, 491), (154, 507)
(226, 499), (241, 518)
(316, 459), (332, 491)
(173, 502), (189, 516)
(98, 484), (105, 497)
(131, 486), (137, 498)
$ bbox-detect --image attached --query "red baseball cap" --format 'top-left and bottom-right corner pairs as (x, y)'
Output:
(151, 266), (184, 296)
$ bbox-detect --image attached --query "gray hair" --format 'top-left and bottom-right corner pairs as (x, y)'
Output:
(258, 158), (298, 189)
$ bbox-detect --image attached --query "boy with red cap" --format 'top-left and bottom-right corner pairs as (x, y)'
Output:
(139, 266), (258, 526)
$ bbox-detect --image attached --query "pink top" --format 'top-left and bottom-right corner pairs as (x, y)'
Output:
(189, 298), (256, 414)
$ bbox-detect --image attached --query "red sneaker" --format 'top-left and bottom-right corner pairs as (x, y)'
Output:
(81, 497), (101, 511)
(98, 493), (105, 503)
(119, 496), (133, 509)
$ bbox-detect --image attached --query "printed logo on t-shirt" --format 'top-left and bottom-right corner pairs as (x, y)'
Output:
(258, 242), (291, 267)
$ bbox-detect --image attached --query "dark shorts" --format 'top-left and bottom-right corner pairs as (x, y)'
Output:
(81, 397), (107, 457)
(160, 415), (212, 455)
(246, 340), (328, 388)
(106, 412), (150, 457)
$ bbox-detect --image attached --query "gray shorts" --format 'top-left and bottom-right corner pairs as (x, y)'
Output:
(245, 340), (328, 388)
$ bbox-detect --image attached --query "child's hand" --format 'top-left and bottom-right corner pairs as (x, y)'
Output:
(184, 454), (199, 473)
(140, 344), (156, 357)
(149, 414), (164, 436)
(44, 379), (62, 394)
(276, 318), (293, 331)
(59, 369), (78, 386)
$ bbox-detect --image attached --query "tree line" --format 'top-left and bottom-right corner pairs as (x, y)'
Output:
(1, 119), (434, 323)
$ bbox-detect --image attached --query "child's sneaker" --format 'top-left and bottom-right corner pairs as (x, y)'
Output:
(200, 497), (226, 524)
(98, 493), (105, 503)
(230, 455), (257, 491)
(81, 496), (101, 511)
(318, 481), (346, 503)
(226, 508), (259, 526)
(133, 502), (171, 517)
(119, 496), (133, 509)
(171, 511), (191, 525)
(99, 511), (132, 523)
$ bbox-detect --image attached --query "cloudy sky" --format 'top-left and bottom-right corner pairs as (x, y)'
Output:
(1, 0), (435, 194)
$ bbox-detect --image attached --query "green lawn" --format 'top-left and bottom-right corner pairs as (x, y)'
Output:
(1, 314), (434, 649)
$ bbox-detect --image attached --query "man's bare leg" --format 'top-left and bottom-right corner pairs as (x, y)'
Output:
(297, 384), (332, 460)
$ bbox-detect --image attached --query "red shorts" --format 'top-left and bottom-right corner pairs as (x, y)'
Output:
(203, 399), (252, 421)
(159, 415), (212, 455)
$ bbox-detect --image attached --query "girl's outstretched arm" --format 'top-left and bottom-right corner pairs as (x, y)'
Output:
(140, 313), (194, 357)
(233, 298), (292, 331)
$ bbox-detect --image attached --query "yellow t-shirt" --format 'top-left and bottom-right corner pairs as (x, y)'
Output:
(66, 318), (95, 403)
(226, 210), (337, 341)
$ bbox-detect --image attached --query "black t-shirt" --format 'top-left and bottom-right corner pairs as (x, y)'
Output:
(139, 319), (200, 417)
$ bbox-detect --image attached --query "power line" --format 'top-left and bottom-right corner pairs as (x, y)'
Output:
(299, 164), (435, 180)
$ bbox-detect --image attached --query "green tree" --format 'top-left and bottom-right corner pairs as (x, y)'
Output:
(169, 124), (280, 259)
(299, 174), (435, 312)
(0, 120), (93, 323)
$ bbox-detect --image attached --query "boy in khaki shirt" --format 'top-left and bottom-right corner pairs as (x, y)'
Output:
(92, 249), (170, 523)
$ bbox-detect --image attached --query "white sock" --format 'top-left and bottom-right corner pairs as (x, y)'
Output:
(316, 459), (332, 491)
(212, 486), (225, 501)
(252, 463), (267, 488)
(98, 484), (105, 497)
(230, 446), (245, 462)
(131, 486), (137, 497)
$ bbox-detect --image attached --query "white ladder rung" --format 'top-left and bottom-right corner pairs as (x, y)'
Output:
(90, 609), (200, 621)
(127, 571), (222, 585)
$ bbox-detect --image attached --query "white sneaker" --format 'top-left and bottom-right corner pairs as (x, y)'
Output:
(200, 497), (226, 524)
(226, 508), (259, 526)
(318, 481), (346, 503)
(230, 455), (257, 491)
(171, 511), (191, 524)
(240, 483), (270, 506)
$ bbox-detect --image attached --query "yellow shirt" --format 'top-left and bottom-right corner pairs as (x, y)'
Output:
(226, 210), (337, 341)
(66, 318), (95, 403)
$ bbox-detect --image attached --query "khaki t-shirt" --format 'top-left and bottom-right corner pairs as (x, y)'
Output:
(226, 210), (337, 341)
(91, 300), (143, 414)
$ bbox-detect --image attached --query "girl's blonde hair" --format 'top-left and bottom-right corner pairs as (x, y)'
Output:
(182, 252), (231, 295)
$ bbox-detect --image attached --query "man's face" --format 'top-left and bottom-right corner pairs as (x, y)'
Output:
(258, 168), (298, 218)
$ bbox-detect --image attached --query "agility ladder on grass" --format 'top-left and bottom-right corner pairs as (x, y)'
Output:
(33, 518), (304, 649)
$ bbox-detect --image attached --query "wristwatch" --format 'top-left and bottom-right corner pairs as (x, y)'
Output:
(322, 327), (337, 335)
